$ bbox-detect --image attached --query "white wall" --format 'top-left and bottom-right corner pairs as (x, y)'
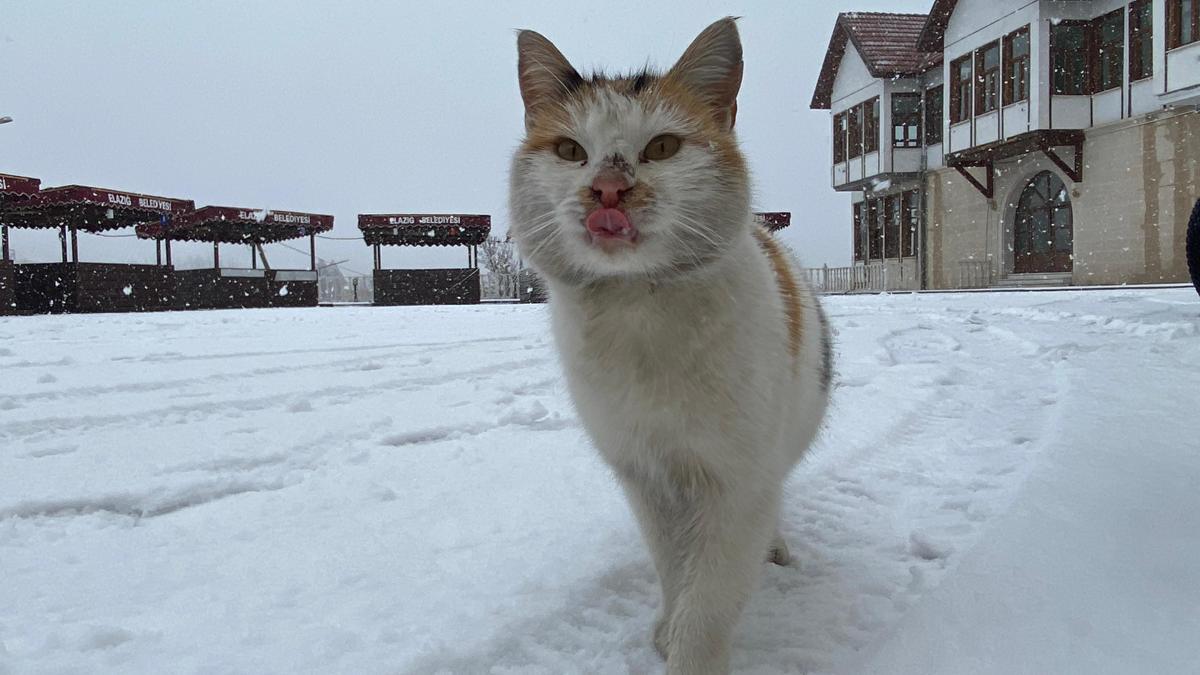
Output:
(1166, 42), (1200, 93)
(830, 42), (880, 113)
(942, 0), (1042, 151)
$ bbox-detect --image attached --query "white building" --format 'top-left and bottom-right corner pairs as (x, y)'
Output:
(811, 1), (1200, 290)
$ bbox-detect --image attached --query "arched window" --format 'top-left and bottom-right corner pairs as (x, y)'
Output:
(1013, 171), (1073, 273)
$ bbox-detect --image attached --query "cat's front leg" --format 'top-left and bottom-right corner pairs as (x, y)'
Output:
(664, 482), (778, 675)
(619, 478), (687, 660)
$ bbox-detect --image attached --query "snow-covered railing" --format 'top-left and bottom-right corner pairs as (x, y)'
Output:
(802, 263), (888, 294)
(957, 260), (991, 289)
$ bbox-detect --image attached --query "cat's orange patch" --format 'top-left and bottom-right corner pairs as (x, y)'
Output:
(753, 228), (803, 362)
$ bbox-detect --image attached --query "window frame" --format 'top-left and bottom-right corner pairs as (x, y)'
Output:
(1091, 8), (1125, 93)
(833, 112), (847, 163)
(925, 85), (944, 145)
(867, 198), (882, 260)
(863, 97), (880, 154)
(902, 190), (919, 258)
(1168, 0), (1200, 49)
(891, 93), (923, 148)
(949, 54), (973, 124)
(1130, 0), (1154, 80)
(974, 41), (1001, 114)
(884, 194), (901, 259)
(847, 105), (863, 159)
(1002, 27), (1031, 105)
(1051, 20), (1093, 96)
(852, 202), (865, 262)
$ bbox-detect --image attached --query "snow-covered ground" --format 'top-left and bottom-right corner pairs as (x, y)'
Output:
(1, 289), (1198, 675)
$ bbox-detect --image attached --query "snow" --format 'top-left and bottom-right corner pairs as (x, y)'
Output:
(1, 289), (1198, 674)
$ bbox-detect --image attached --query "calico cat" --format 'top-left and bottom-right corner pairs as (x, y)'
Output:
(508, 18), (832, 674)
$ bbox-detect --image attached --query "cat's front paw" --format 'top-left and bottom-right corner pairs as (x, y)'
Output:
(653, 613), (671, 660)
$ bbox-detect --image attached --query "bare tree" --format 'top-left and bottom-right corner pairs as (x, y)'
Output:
(479, 236), (518, 298)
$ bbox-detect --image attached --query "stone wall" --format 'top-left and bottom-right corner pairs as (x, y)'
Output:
(925, 109), (1200, 288)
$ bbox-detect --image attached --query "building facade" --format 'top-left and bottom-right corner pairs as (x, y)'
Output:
(811, 0), (1200, 290)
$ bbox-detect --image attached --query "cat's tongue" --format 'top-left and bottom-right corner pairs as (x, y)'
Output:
(585, 208), (637, 244)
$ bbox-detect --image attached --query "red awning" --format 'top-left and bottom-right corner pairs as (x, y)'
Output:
(137, 205), (334, 244)
(754, 212), (791, 232)
(0, 173), (41, 198)
(5, 184), (194, 232)
(358, 214), (491, 247)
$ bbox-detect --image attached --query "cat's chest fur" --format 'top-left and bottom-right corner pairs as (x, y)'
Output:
(547, 237), (785, 467)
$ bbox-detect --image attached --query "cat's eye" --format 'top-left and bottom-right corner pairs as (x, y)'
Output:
(555, 139), (587, 162)
(642, 134), (682, 161)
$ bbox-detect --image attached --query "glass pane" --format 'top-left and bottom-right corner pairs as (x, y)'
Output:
(983, 43), (999, 69)
(1053, 25), (1088, 95)
(1033, 211), (1052, 253)
(1012, 30), (1029, 59)
(1054, 208), (1072, 251)
(1184, 0), (1196, 45)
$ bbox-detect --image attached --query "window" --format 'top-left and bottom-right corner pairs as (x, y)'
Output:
(1092, 9), (1124, 93)
(847, 105), (863, 159)
(925, 85), (943, 144)
(1052, 22), (1091, 95)
(884, 195), (901, 258)
(867, 199), (882, 260)
(1168, 0), (1200, 48)
(1130, 0), (1153, 80)
(950, 55), (972, 123)
(852, 202), (865, 261)
(864, 97), (880, 154)
(902, 191), (919, 258)
(833, 112), (846, 163)
(975, 41), (1001, 113)
(891, 93), (922, 148)
(1003, 27), (1030, 104)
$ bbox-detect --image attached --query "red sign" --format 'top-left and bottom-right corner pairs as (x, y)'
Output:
(358, 213), (491, 229)
(34, 185), (194, 215)
(265, 210), (334, 231)
(0, 173), (42, 197)
(185, 205), (263, 225)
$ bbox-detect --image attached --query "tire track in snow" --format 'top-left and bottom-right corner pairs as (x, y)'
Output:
(0, 356), (551, 440)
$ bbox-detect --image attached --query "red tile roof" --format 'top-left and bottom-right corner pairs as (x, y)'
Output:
(810, 12), (942, 110)
(918, 0), (959, 52)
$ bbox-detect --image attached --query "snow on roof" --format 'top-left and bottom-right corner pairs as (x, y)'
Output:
(810, 12), (942, 110)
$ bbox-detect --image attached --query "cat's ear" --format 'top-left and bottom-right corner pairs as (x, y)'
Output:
(516, 30), (582, 129)
(664, 17), (743, 131)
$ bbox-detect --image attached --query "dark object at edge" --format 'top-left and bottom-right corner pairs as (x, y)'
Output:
(1188, 199), (1200, 297)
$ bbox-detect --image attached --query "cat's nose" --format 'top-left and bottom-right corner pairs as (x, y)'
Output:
(591, 172), (632, 209)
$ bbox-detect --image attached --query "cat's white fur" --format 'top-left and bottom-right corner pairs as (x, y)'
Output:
(509, 19), (830, 674)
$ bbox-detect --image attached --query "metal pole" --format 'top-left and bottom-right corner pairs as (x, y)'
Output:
(309, 234), (316, 271)
(59, 225), (68, 263)
(70, 226), (78, 263)
(156, 240), (162, 266)
(213, 241), (220, 269)
(1, 224), (9, 263)
(251, 245), (257, 269)
(165, 238), (173, 267)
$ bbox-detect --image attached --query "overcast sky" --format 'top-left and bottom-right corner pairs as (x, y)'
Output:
(1, 0), (930, 274)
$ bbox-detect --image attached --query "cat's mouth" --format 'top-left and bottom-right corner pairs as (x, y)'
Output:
(585, 207), (639, 251)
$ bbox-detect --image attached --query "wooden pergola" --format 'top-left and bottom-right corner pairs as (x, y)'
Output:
(0, 173), (43, 315)
(136, 205), (334, 310)
(358, 213), (491, 305)
(2, 183), (193, 313)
